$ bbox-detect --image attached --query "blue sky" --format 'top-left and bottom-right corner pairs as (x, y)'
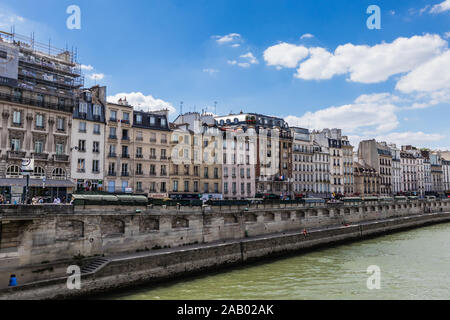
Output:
(1, 0), (449, 149)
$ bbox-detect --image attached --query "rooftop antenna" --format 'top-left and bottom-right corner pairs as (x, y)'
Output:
(214, 101), (217, 115)
(180, 101), (183, 115)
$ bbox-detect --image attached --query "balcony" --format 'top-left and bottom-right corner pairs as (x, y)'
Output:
(32, 153), (49, 160)
(161, 140), (168, 144)
(108, 171), (116, 177)
(160, 156), (167, 160)
(122, 136), (130, 142)
(121, 172), (130, 177)
(121, 119), (130, 125)
(121, 154), (130, 159)
(108, 153), (117, 158)
(108, 135), (117, 140)
(0, 92), (74, 113)
(136, 137), (143, 142)
(149, 155), (157, 160)
(53, 154), (69, 162)
(160, 172), (167, 176)
(136, 154), (143, 159)
(135, 171), (143, 176)
(8, 150), (26, 159)
(149, 172), (157, 176)
(150, 139), (157, 143)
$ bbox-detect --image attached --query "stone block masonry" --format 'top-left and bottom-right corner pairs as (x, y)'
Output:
(0, 200), (449, 298)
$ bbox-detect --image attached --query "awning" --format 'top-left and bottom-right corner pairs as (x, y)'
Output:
(0, 178), (75, 188)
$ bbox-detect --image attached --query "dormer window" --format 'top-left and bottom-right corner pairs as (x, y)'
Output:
(136, 114), (142, 124)
(79, 103), (87, 114)
(150, 116), (155, 125)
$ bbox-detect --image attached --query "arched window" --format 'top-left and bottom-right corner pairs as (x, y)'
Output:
(52, 168), (66, 179)
(220, 120), (224, 125)
(226, 119), (231, 124)
(33, 166), (45, 177)
(7, 165), (21, 177)
(234, 118), (238, 124)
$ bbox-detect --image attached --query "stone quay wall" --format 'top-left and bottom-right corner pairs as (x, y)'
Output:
(0, 200), (449, 298)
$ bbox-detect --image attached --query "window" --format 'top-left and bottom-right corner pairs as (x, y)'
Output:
(79, 122), (86, 133)
(204, 183), (209, 193)
(92, 160), (100, 173)
(78, 140), (86, 152)
(173, 180), (179, 192)
(7, 165), (21, 177)
(123, 112), (129, 121)
(184, 181), (189, 192)
(108, 163), (115, 175)
(161, 118), (166, 126)
(136, 147), (143, 158)
(214, 183), (219, 193)
(160, 182), (166, 192)
(56, 143), (64, 155)
(161, 165), (167, 176)
(93, 141), (100, 153)
(13, 111), (21, 124)
(110, 110), (117, 121)
(204, 167), (209, 178)
(52, 168), (66, 179)
(93, 124), (100, 134)
(136, 114), (142, 124)
(150, 132), (156, 142)
(11, 138), (21, 151)
(36, 114), (44, 128)
(150, 116), (155, 125)
(79, 103), (88, 114)
(34, 141), (43, 154)
(33, 167), (45, 177)
(136, 163), (143, 174)
(121, 163), (128, 175)
(109, 127), (116, 138)
(93, 104), (101, 116)
(136, 131), (143, 141)
(77, 159), (85, 172)
(136, 182), (143, 192)
(57, 118), (65, 131)
(193, 181), (199, 192)
(224, 182), (228, 193)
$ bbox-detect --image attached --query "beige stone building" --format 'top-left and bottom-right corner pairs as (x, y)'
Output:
(353, 162), (380, 196)
(104, 99), (171, 197)
(132, 109), (170, 198)
(0, 31), (79, 203)
(170, 113), (222, 200)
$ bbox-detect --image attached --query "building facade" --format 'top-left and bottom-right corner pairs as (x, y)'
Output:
(353, 162), (380, 197)
(0, 31), (80, 203)
(71, 86), (106, 192)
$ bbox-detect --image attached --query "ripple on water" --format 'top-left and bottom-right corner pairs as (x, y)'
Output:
(104, 223), (450, 300)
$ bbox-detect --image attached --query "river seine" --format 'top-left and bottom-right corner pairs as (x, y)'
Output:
(102, 222), (450, 300)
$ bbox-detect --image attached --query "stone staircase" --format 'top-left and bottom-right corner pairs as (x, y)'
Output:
(80, 257), (109, 274)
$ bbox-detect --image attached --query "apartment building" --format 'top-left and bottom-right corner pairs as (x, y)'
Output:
(216, 113), (291, 198)
(442, 159), (450, 193)
(430, 152), (443, 193)
(104, 98), (134, 193)
(312, 143), (331, 198)
(132, 109), (170, 198)
(353, 162), (380, 197)
(358, 140), (393, 196)
(400, 151), (417, 194)
(312, 129), (353, 197)
(0, 31), (80, 203)
(291, 127), (314, 197)
(71, 86), (106, 192)
(389, 144), (402, 195)
(170, 112), (223, 200)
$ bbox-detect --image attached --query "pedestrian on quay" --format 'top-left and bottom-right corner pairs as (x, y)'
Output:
(8, 274), (17, 287)
(303, 228), (308, 237)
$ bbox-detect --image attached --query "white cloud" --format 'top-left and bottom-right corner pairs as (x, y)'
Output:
(213, 33), (241, 45)
(87, 73), (104, 81)
(107, 92), (176, 114)
(240, 52), (258, 64)
(231, 43), (240, 48)
(375, 131), (445, 146)
(227, 60), (237, 65)
(0, 12), (25, 28)
(285, 93), (399, 134)
(396, 50), (450, 94)
(203, 68), (219, 75)
(295, 34), (447, 83)
(445, 32), (450, 38)
(237, 62), (251, 68)
(430, 0), (450, 13)
(81, 64), (94, 71)
(263, 42), (309, 69)
(300, 33), (314, 39)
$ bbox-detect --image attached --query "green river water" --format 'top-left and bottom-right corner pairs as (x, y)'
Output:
(102, 222), (450, 300)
